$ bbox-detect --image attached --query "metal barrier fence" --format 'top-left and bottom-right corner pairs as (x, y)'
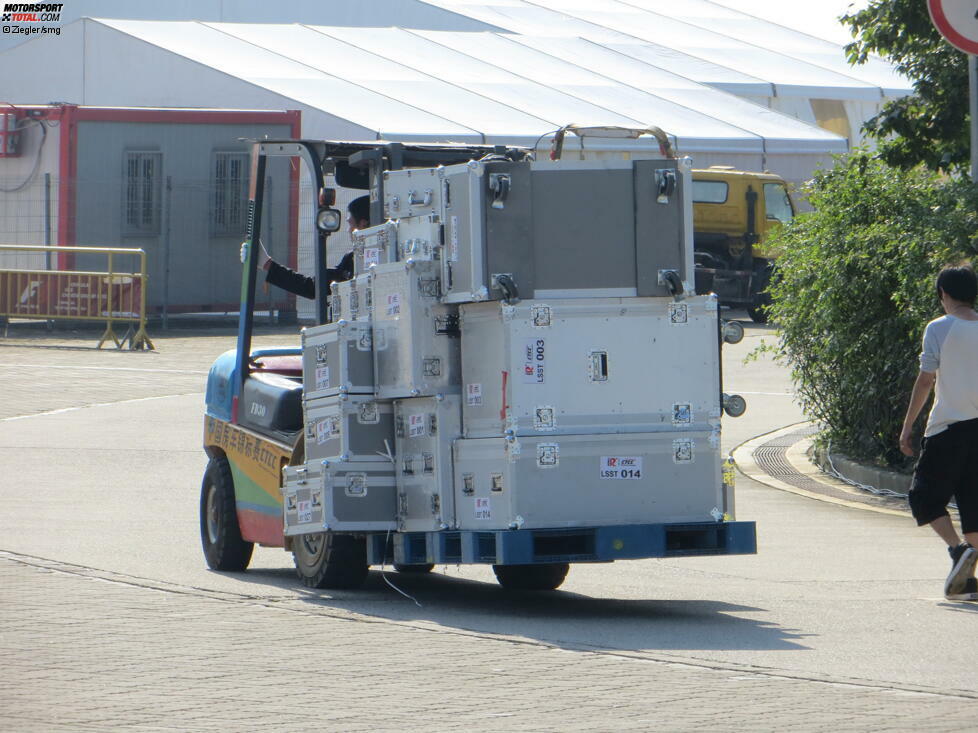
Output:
(0, 245), (154, 350)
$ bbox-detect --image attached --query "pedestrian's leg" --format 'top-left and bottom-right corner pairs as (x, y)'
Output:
(929, 514), (962, 547)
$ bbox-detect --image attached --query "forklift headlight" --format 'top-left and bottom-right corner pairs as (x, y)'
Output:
(316, 207), (342, 233)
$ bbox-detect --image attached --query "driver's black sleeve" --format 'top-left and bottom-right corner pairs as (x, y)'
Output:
(264, 250), (354, 300)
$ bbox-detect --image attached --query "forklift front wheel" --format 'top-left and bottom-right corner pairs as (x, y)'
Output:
(492, 563), (569, 591)
(200, 456), (254, 572)
(292, 532), (369, 590)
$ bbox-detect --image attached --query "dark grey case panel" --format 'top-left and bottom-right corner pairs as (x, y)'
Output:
(530, 168), (636, 292)
(485, 161), (535, 299)
(633, 160), (685, 297)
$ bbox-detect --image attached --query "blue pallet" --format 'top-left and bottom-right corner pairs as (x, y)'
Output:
(366, 521), (756, 566)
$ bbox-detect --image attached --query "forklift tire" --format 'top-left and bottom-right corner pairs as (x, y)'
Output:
(492, 563), (569, 591)
(200, 456), (254, 572)
(393, 563), (435, 574)
(292, 532), (369, 589)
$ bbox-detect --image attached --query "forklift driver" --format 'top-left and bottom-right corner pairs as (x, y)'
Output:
(257, 195), (369, 299)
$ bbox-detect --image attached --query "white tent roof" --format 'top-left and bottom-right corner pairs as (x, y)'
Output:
(80, 19), (845, 157)
(706, 0), (867, 47)
(421, 0), (904, 100)
(55, 19), (846, 155)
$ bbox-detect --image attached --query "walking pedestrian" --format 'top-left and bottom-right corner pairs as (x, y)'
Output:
(900, 265), (978, 601)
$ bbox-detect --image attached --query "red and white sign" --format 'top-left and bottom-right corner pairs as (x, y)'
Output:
(0, 272), (142, 319)
(928, 0), (978, 55)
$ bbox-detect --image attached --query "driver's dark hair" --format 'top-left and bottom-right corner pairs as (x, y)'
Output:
(936, 265), (977, 306)
(347, 195), (370, 224)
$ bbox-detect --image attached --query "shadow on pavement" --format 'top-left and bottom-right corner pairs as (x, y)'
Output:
(240, 566), (811, 653)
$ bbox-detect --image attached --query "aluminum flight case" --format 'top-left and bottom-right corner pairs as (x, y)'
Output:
(329, 273), (372, 323)
(300, 320), (374, 400)
(371, 260), (461, 398)
(459, 295), (721, 439)
(452, 431), (723, 531)
(393, 394), (462, 532)
(283, 460), (396, 535)
(384, 160), (534, 304)
(352, 220), (397, 274)
(303, 394), (394, 463)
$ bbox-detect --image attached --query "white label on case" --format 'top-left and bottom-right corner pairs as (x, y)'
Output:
(522, 338), (546, 384)
(315, 419), (329, 445)
(408, 413), (426, 438)
(315, 366), (330, 391)
(363, 247), (381, 267)
(600, 456), (643, 480)
(297, 500), (312, 524)
(475, 497), (491, 520)
(466, 383), (483, 406)
(450, 216), (459, 262)
(386, 293), (401, 316)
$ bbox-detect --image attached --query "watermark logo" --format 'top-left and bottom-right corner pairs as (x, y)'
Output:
(2, 2), (63, 36)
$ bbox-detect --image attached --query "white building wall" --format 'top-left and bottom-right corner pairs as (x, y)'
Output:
(0, 116), (61, 269)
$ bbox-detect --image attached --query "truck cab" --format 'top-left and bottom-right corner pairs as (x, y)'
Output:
(691, 166), (795, 322)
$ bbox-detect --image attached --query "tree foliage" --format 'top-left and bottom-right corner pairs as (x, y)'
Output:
(768, 151), (978, 467)
(843, 1), (969, 171)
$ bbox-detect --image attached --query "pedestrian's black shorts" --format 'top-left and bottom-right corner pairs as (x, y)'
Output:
(909, 417), (978, 533)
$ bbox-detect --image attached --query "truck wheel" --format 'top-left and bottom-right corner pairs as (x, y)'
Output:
(492, 563), (569, 590)
(200, 456), (254, 571)
(393, 563), (435, 574)
(293, 532), (369, 589)
(747, 268), (773, 324)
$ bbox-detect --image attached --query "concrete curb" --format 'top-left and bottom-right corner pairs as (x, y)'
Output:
(731, 422), (912, 518)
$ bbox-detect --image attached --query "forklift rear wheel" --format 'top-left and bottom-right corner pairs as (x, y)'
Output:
(492, 563), (569, 591)
(293, 532), (369, 589)
(393, 563), (435, 574)
(200, 456), (254, 572)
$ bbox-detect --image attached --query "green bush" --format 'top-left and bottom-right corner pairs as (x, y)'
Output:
(767, 152), (978, 468)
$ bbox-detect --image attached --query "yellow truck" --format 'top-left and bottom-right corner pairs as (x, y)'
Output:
(691, 167), (795, 323)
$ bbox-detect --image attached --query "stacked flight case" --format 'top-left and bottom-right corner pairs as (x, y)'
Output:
(284, 154), (731, 540)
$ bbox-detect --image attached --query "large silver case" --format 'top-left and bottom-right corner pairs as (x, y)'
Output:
(300, 320), (374, 400)
(459, 295), (721, 438)
(352, 220), (397, 275)
(393, 394), (462, 532)
(303, 394), (394, 463)
(528, 157), (693, 299)
(453, 431), (722, 531)
(328, 273), (372, 322)
(384, 160), (535, 303)
(371, 260), (461, 398)
(282, 460), (396, 534)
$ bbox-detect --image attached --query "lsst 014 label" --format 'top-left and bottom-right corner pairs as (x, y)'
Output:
(600, 456), (643, 480)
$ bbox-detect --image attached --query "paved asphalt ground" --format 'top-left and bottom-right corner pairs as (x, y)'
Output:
(1, 317), (976, 732)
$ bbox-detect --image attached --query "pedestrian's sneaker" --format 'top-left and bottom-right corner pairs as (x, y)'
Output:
(944, 543), (978, 597)
(946, 577), (978, 602)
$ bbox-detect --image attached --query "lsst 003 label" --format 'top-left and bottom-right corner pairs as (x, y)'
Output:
(600, 456), (643, 480)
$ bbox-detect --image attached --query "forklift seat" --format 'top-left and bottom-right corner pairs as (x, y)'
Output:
(239, 371), (303, 434)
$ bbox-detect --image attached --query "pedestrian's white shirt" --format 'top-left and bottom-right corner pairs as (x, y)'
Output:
(920, 314), (978, 437)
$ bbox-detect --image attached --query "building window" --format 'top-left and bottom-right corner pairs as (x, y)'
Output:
(212, 151), (250, 236)
(123, 151), (162, 236)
